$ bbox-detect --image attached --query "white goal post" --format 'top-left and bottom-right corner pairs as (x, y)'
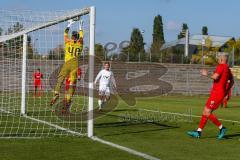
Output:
(88, 6), (95, 138)
(0, 6), (96, 138)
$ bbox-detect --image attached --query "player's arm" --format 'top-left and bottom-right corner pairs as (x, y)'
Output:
(94, 70), (102, 85)
(200, 69), (220, 80)
(78, 20), (84, 45)
(64, 19), (75, 42)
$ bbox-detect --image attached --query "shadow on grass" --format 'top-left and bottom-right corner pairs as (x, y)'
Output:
(95, 112), (179, 137)
(224, 132), (240, 139)
(95, 122), (178, 137)
(202, 132), (240, 140)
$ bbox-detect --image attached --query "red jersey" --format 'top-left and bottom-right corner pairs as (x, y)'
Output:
(211, 64), (230, 96)
(33, 72), (43, 86)
(34, 72), (43, 81)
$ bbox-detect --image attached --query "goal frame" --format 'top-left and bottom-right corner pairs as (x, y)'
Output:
(0, 6), (96, 138)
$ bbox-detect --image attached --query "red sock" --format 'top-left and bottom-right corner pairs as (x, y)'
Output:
(208, 114), (222, 127)
(198, 115), (208, 130)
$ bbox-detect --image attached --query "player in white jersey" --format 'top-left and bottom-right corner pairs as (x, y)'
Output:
(94, 62), (116, 110)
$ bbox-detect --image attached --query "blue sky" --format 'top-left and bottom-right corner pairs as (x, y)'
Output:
(1, 0), (240, 48)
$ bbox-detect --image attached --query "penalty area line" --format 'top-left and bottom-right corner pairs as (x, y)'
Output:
(91, 136), (161, 160)
(140, 108), (240, 124)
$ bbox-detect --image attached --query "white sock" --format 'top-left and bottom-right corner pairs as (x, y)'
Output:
(98, 100), (102, 108)
(219, 125), (223, 130)
(197, 128), (202, 132)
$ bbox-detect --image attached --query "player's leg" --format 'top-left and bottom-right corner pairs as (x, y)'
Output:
(98, 84), (110, 110)
(187, 107), (211, 138)
(206, 104), (227, 139)
(65, 60), (78, 100)
(34, 85), (37, 97)
(188, 97), (227, 139)
(98, 92), (105, 110)
(51, 63), (70, 105)
(62, 61), (78, 113)
(102, 87), (111, 107)
(38, 83), (41, 97)
(208, 112), (227, 139)
(65, 68), (77, 104)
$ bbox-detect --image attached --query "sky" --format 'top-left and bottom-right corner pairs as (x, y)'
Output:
(1, 0), (240, 48)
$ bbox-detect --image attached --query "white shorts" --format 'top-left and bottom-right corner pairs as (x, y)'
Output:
(99, 85), (110, 96)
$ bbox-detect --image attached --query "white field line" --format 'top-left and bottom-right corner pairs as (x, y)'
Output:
(91, 136), (160, 160)
(24, 115), (85, 136)
(0, 108), (85, 136)
(140, 108), (240, 124)
(0, 108), (13, 115)
(0, 136), (41, 139)
(1, 108), (161, 160)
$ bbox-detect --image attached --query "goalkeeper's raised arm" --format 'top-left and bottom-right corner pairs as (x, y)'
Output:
(64, 19), (75, 42)
(64, 19), (84, 44)
(78, 20), (84, 45)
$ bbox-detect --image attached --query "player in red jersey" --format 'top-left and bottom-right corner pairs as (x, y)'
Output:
(33, 68), (43, 97)
(221, 71), (233, 108)
(187, 52), (234, 139)
(65, 67), (81, 92)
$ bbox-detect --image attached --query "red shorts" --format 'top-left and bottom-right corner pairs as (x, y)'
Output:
(206, 91), (224, 110)
(34, 80), (41, 87)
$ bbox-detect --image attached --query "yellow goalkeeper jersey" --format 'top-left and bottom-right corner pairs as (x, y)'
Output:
(64, 29), (84, 62)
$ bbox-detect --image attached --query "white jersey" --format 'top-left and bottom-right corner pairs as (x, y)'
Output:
(94, 69), (116, 88)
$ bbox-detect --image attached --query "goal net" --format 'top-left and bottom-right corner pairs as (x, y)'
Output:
(0, 7), (95, 138)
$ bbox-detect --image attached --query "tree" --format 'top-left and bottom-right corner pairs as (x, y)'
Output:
(5, 22), (24, 58)
(151, 15), (165, 55)
(119, 46), (129, 61)
(128, 28), (145, 61)
(27, 36), (34, 59)
(0, 27), (3, 36)
(191, 37), (219, 65)
(95, 43), (106, 60)
(234, 38), (240, 64)
(202, 26), (208, 35)
(5, 22), (33, 57)
(0, 22), (35, 59)
(178, 23), (188, 39)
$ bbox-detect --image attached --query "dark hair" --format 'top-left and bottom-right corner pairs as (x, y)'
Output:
(37, 68), (40, 71)
(104, 62), (110, 66)
(72, 31), (79, 39)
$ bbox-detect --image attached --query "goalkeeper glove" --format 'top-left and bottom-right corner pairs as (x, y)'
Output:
(79, 20), (84, 30)
(67, 19), (75, 28)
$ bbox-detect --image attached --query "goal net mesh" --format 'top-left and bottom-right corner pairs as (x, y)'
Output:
(0, 8), (92, 138)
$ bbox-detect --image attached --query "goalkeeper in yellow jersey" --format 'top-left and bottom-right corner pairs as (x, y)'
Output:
(50, 18), (84, 108)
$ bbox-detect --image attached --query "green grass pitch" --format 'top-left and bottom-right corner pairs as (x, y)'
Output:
(0, 95), (240, 160)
